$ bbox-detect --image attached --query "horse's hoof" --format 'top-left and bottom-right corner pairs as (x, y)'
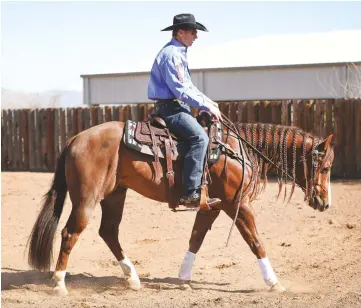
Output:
(53, 286), (68, 296)
(180, 283), (192, 291)
(270, 282), (286, 292)
(179, 279), (192, 290)
(128, 278), (141, 291)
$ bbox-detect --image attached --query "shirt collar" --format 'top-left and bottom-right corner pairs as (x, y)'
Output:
(170, 37), (187, 53)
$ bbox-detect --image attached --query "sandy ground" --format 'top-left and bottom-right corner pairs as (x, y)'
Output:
(1, 172), (361, 308)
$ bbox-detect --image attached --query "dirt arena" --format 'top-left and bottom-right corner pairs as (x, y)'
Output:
(1, 172), (360, 308)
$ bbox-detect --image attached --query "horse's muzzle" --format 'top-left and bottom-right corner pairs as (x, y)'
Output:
(311, 196), (329, 212)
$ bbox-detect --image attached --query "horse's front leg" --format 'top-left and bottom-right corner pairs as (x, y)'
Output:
(225, 197), (286, 292)
(178, 208), (221, 281)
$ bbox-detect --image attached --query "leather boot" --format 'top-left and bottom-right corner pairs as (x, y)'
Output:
(180, 192), (221, 208)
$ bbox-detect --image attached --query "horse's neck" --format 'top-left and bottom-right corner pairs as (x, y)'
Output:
(237, 123), (315, 169)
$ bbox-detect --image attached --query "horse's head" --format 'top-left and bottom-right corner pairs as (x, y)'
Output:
(295, 134), (334, 212)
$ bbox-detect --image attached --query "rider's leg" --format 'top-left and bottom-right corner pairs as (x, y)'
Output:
(157, 102), (220, 205)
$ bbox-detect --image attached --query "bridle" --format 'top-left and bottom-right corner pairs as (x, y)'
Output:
(303, 144), (333, 204)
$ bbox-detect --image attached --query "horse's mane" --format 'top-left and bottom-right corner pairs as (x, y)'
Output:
(234, 123), (321, 203)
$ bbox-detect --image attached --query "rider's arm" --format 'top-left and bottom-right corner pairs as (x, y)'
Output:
(159, 55), (211, 111)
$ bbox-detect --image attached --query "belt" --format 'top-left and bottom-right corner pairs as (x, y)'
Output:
(155, 99), (186, 107)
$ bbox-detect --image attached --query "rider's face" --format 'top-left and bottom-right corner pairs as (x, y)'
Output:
(177, 29), (198, 47)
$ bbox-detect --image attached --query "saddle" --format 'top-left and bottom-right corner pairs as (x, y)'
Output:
(123, 113), (223, 211)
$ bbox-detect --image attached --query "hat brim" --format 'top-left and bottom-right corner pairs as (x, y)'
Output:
(161, 22), (208, 32)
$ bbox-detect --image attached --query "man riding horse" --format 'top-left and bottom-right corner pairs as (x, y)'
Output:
(148, 13), (222, 208)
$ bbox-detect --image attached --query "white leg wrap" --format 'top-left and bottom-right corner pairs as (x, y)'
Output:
(178, 251), (196, 281)
(52, 271), (68, 296)
(119, 257), (141, 290)
(257, 257), (278, 287)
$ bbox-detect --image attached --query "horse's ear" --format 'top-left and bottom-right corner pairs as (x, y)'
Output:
(317, 134), (333, 151)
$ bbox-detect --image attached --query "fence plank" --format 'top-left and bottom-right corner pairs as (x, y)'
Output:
(112, 106), (119, 121)
(91, 107), (98, 127)
(39, 109), (47, 170)
(22, 110), (30, 170)
(105, 106), (113, 122)
(269, 101), (280, 125)
(1, 110), (9, 170)
(1, 110), (5, 169)
(219, 102), (230, 120)
(237, 101), (246, 122)
(98, 106), (105, 124)
(28, 110), (35, 170)
(122, 106), (131, 122)
(83, 108), (91, 130)
(296, 100), (306, 131)
(344, 100), (356, 177)
(325, 99), (333, 135)
(246, 101), (258, 123)
(355, 100), (361, 175)
(34, 109), (41, 170)
(333, 99), (345, 176)
(229, 102), (238, 122)
(144, 103), (154, 120)
(77, 107), (84, 133)
(14, 110), (21, 169)
(307, 100), (316, 134)
(34, 109), (40, 170)
(54, 109), (60, 165)
(67, 108), (73, 140)
(292, 100), (299, 127)
(137, 104), (145, 121)
(47, 109), (55, 171)
(60, 108), (66, 151)
(315, 99), (326, 137)
(281, 100), (289, 125)
(72, 107), (79, 136)
(259, 101), (272, 124)
(8, 110), (15, 169)
(118, 106), (125, 121)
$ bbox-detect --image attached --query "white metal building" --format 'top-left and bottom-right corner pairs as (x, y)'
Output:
(81, 30), (361, 105)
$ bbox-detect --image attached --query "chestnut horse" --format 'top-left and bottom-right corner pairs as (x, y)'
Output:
(27, 120), (334, 295)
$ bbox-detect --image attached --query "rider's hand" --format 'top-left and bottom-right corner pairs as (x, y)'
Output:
(207, 99), (219, 108)
(208, 104), (222, 122)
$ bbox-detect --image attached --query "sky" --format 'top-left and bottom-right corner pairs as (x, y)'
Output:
(2, 0), (361, 92)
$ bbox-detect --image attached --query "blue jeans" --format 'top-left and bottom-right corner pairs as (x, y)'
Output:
(155, 101), (209, 196)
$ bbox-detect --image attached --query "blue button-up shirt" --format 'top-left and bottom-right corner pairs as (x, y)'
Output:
(148, 38), (210, 111)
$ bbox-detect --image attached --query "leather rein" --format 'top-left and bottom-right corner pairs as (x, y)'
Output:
(217, 116), (330, 202)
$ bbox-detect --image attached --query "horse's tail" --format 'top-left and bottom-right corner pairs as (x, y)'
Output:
(27, 139), (71, 272)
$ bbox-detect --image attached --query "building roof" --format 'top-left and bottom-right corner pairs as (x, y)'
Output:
(189, 29), (361, 69)
(81, 29), (361, 78)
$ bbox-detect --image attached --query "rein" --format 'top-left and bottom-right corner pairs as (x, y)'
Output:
(220, 118), (300, 184)
(218, 115), (327, 201)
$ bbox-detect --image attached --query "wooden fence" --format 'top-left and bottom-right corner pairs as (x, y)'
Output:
(2, 99), (361, 177)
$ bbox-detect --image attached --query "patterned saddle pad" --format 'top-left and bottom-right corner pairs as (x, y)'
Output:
(123, 120), (223, 164)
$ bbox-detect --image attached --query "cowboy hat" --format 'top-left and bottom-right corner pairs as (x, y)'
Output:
(161, 13), (208, 32)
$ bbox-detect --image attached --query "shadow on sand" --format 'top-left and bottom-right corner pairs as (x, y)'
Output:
(2, 268), (259, 294)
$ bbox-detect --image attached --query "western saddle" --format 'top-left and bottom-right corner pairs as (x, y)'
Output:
(124, 112), (222, 212)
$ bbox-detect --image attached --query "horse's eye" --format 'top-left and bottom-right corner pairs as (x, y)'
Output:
(321, 168), (330, 174)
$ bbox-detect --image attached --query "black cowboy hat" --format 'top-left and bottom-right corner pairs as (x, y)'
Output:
(161, 13), (208, 32)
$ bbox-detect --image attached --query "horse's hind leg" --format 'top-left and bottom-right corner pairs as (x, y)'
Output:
(178, 208), (221, 281)
(99, 187), (141, 291)
(52, 197), (97, 296)
(225, 197), (286, 292)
